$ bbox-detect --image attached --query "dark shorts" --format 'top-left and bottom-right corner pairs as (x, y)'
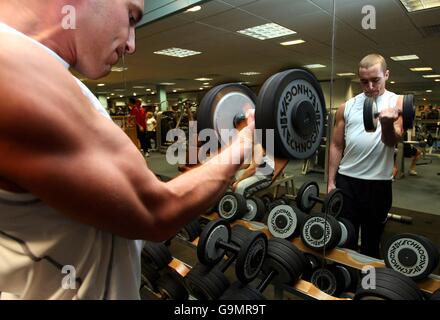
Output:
(403, 143), (417, 158)
(335, 173), (392, 258)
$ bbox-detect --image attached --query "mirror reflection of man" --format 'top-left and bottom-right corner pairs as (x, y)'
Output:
(328, 54), (404, 258)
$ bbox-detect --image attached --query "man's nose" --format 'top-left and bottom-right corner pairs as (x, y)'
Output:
(125, 27), (136, 55)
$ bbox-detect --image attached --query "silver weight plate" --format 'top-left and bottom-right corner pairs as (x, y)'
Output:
(218, 194), (237, 219)
(300, 183), (319, 211)
(213, 92), (255, 147)
(301, 216), (333, 249)
(364, 97), (378, 132)
(204, 224), (229, 263)
(243, 198), (257, 221)
(267, 205), (297, 239)
(337, 221), (348, 247)
(371, 100), (378, 130)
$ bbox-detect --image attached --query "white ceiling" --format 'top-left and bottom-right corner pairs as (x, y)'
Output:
(83, 0), (440, 105)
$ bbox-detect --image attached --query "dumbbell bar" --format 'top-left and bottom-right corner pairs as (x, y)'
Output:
(363, 94), (415, 132)
(197, 69), (326, 160)
(197, 219), (267, 284)
(296, 181), (344, 217)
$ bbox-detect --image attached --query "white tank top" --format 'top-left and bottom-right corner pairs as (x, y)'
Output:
(0, 22), (143, 299)
(338, 91), (397, 180)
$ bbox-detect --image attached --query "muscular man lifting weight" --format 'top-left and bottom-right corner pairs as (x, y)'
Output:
(328, 54), (405, 258)
(0, 0), (254, 299)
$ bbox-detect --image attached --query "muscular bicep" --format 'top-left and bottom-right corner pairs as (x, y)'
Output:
(0, 36), (174, 240)
(331, 104), (346, 151)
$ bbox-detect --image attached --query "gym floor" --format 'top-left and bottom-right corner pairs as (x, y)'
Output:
(144, 150), (440, 300)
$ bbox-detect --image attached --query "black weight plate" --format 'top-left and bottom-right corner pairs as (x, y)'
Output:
(156, 273), (189, 300)
(235, 231), (267, 283)
(311, 267), (343, 297)
(355, 268), (422, 300)
(218, 192), (247, 221)
(322, 188), (344, 218)
(256, 69), (326, 160)
(363, 97), (378, 132)
(230, 224), (253, 248)
(140, 262), (161, 292)
(197, 219), (230, 266)
(261, 238), (304, 284)
(383, 233), (439, 281)
(220, 282), (266, 300)
(197, 83), (257, 148)
(302, 253), (322, 282)
(184, 266), (230, 300)
(296, 181), (319, 213)
(243, 196), (266, 221)
(402, 94), (415, 131)
(177, 219), (202, 242)
(301, 214), (341, 251)
(142, 241), (172, 270)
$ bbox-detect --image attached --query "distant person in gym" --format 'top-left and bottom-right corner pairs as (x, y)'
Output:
(129, 98), (149, 157)
(0, 0), (255, 299)
(328, 54), (405, 258)
(145, 111), (157, 154)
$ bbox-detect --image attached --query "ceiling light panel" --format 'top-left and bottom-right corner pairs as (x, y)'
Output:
(390, 55), (419, 61)
(237, 23), (296, 40)
(400, 0), (440, 12)
(154, 48), (202, 58)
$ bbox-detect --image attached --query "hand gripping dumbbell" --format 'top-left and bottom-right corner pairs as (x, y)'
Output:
(219, 238), (307, 300)
(300, 213), (356, 251)
(217, 192), (266, 222)
(197, 69), (327, 160)
(363, 94), (415, 132)
(296, 181), (344, 217)
(197, 219), (268, 285)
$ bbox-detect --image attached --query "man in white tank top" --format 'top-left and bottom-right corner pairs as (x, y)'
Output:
(0, 1), (255, 299)
(328, 54), (404, 258)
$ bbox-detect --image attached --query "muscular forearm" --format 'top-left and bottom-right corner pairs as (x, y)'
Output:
(328, 143), (343, 188)
(154, 140), (245, 239)
(381, 122), (402, 147)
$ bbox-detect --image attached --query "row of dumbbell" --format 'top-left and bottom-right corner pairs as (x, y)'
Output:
(217, 181), (343, 223)
(141, 223), (440, 300)
(187, 219), (440, 300)
(185, 201), (440, 284)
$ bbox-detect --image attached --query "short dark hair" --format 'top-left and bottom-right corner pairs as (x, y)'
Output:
(128, 97), (137, 105)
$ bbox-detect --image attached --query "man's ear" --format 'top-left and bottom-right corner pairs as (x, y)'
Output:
(384, 69), (390, 81)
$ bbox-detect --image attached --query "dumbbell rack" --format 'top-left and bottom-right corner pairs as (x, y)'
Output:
(199, 213), (440, 296)
(170, 235), (350, 301)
